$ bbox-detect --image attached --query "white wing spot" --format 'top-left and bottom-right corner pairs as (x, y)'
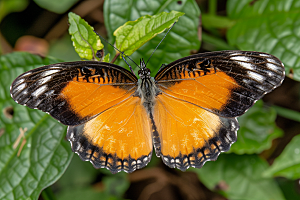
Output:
(16, 83), (26, 91)
(42, 70), (60, 77)
(230, 56), (250, 62)
(32, 85), (48, 97)
(236, 61), (255, 70)
(247, 71), (265, 82)
(259, 53), (269, 57)
(38, 76), (52, 85)
(266, 63), (279, 71)
(14, 78), (25, 85)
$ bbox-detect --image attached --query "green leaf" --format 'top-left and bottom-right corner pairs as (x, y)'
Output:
(277, 178), (300, 200)
(0, 52), (73, 200)
(226, 0), (299, 81)
(68, 12), (104, 60)
(104, 0), (201, 75)
(263, 135), (300, 179)
(103, 53), (110, 63)
(114, 11), (185, 56)
(0, 0), (28, 22)
(103, 172), (129, 198)
(56, 187), (107, 200)
(193, 154), (285, 200)
(34, 0), (78, 14)
(48, 34), (81, 62)
(229, 100), (283, 154)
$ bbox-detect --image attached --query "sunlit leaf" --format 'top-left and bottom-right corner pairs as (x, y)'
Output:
(114, 11), (184, 56)
(68, 12), (104, 60)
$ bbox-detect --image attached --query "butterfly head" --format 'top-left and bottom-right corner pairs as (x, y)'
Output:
(138, 58), (151, 79)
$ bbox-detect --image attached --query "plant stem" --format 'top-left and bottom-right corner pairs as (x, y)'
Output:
(111, 53), (120, 64)
(209, 0), (217, 15)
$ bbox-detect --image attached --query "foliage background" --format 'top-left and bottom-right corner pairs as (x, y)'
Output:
(0, 0), (300, 199)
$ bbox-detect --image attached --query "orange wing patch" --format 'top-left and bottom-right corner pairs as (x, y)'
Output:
(158, 70), (238, 113)
(60, 81), (135, 122)
(67, 95), (152, 173)
(153, 93), (238, 170)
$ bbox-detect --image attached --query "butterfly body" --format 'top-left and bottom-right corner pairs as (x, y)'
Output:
(10, 50), (285, 173)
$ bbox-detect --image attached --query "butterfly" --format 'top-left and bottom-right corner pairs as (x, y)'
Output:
(10, 50), (285, 173)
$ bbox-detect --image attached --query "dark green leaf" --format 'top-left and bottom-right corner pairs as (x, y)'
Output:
(48, 34), (81, 62)
(34, 0), (78, 14)
(114, 11), (185, 56)
(0, 0), (28, 22)
(103, 172), (129, 198)
(263, 134), (300, 179)
(68, 12), (104, 60)
(193, 154), (285, 200)
(0, 52), (73, 200)
(229, 100), (283, 154)
(277, 178), (300, 200)
(226, 0), (299, 81)
(104, 0), (201, 75)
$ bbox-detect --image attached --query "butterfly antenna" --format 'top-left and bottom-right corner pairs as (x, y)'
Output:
(145, 22), (176, 66)
(94, 31), (140, 73)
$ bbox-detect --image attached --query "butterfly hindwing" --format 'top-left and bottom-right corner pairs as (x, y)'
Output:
(10, 61), (138, 126)
(155, 51), (285, 117)
(67, 95), (153, 173)
(153, 93), (239, 170)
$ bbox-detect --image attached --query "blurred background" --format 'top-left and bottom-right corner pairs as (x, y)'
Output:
(1, 0), (300, 200)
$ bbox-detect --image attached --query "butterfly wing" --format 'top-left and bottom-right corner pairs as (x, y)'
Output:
(153, 50), (284, 170)
(68, 95), (152, 173)
(155, 51), (285, 117)
(10, 61), (138, 126)
(153, 93), (238, 170)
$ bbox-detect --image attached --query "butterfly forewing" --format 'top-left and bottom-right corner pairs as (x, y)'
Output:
(155, 50), (285, 117)
(10, 61), (138, 126)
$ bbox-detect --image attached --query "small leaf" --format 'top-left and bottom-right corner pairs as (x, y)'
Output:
(229, 100), (283, 154)
(193, 154), (285, 200)
(103, 53), (110, 63)
(226, 0), (299, 81)
(68, 12), (104, 60)
(0, 52), (73, 200)
(263, 135), (300, 180)
(114, 11), (184, 56)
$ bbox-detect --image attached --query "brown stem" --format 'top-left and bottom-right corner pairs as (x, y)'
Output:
(111, 52), (120, 63)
